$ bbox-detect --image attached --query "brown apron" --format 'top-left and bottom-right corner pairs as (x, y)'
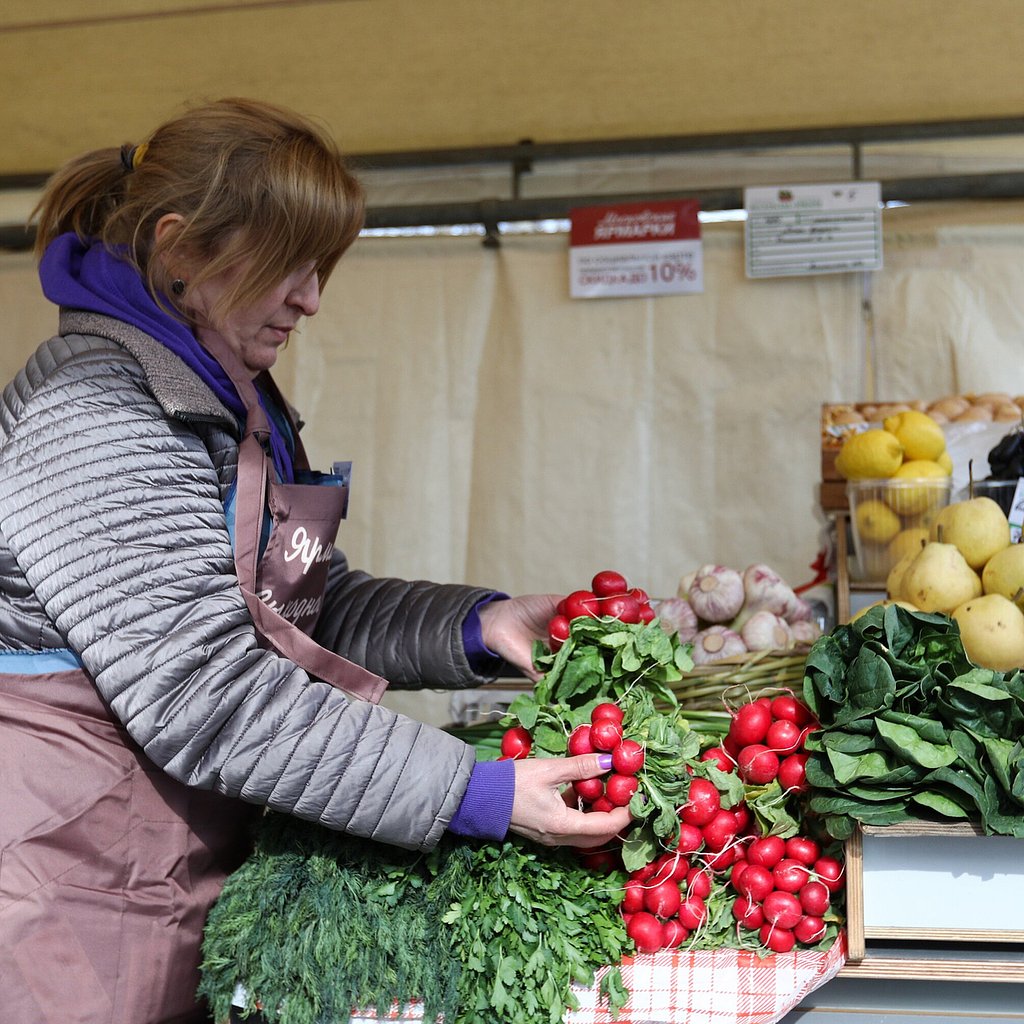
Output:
(0, 337), (387, 1022)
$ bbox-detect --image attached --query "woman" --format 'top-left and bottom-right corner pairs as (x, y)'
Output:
(0, 98), (631, 1024)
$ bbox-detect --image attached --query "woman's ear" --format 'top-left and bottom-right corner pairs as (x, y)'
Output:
(154, 212), (185, 249)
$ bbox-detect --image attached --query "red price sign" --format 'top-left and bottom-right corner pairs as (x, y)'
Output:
(569, 200), (703, 299)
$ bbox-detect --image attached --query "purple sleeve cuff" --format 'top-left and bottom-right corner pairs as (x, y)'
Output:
(447, 758), (515, 840)
(461, 593), (510, 673)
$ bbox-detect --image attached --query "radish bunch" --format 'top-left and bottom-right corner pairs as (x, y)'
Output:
(567, 703), (644, 810)
(716, 693), (818, 792)
(616, 691), (843, 955)
(729, 834), (844, 952)
(547, 570), (655, 652)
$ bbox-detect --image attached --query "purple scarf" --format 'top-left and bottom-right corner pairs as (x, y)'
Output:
(39, 233), (294, 482)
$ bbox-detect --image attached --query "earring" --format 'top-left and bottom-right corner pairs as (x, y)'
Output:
(171, 278), (186, 297)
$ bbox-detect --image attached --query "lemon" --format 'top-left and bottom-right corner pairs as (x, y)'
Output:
(885, 460), (949, 516)
(936, 450), (953, 475)
(835, 429), (904, 480)
(855, 499), (901, 545)
(883, 410), (947, 462)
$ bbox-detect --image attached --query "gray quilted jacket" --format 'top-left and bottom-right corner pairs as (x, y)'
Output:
(0, 310), (497, 851)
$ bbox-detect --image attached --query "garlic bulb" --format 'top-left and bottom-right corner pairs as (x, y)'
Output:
(691, 624), (747, 664)
(790, 619), (823, 646)
(740, 610), (794, 652)
(655, 596), (699, 641)
(688, 565), (745, 624)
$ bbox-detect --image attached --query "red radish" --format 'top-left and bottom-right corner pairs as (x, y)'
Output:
(765, 718), (803, 754)
(701, 809), (739, 852)
(600, 593), (642, 623)
(778, 752), (810, 793)
(592, 570), (629, 597)
(556, 598), (568, 616)
(686, 867), (712, 900)
(573, 777), (605, 803)
(652, 853), (690, 884)
(605, 773), (639, 807)
(746, 834), (786, 869)
(620, 879), (645, 914)
(630, 587), (650, 604)
(813, 856), (844, 893)
(564, 589), (599, 619)
(729, 701), (772, 747)
(638, 603), (656, 624)
(579, 849), (619, 873)
(672, 823), (704, 854)
(680, 777), (721, 826)
(773, 859), (811, 893)
(590, 796), (615, 813)
(762, 890), (802, 930)
(591, 702), (624, 724)
(730, 861), (748, 890)
(794, 915), (826, 945)
(644, 880), (682, 919)
(735, 863), (773, 903)
(567, 725), (595, 756)
(760, 924), (796, 953)
(799, 881), (831, 917)
(703, 846), (737, 871)
(631, 862), (658, 883)
(732, 896), (764, 930)
(548, 614), (571, 649)
(785, 836), (821, 866)
(737, 744), (780, 785)
(661, 919), (689, 948)
(500, 726), (532, 759)
(590, 719), (623, 752)
(700, 747), (734, 772)
(732, 802), (752, 833)
(770, 694), (812, 726)
(626, 912), (664, 953)
(612, 739), (645, 776)
(677, 895), (708, 931)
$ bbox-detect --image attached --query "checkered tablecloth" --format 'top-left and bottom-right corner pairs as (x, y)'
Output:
(236, 935), (846, 1024)
(564, 935), (846, 1024)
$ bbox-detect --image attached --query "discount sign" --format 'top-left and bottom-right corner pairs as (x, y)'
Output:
(569, 199), (703, 299)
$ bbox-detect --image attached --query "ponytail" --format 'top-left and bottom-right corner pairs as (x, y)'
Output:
(31, 148), (132, 258)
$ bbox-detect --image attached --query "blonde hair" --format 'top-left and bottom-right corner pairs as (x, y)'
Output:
(31, 97), (365, 321)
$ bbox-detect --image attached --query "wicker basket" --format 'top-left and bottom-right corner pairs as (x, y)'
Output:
(669, 648), (812, 732)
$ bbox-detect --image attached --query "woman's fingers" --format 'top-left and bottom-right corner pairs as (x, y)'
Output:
(507, 754), (633, 848)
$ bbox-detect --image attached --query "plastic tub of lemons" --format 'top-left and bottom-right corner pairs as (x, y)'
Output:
(836, 409), (955, 582)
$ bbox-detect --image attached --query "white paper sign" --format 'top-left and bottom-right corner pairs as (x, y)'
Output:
(744, 182), (883, 278)
(1007, 478), (1024, 542)
(569, 200), (703, 298)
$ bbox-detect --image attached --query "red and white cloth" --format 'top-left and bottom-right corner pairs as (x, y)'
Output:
(565, 936), (846, 1024)
(333, 935), (846, 1024)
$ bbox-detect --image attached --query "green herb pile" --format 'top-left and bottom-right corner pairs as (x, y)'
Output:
(803, 602), (1024, 839)
(198, 814), (629, 1024)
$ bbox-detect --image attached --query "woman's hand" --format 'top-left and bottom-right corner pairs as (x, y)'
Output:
(477, 594), (561, 680)
(508, 753), (633, 848)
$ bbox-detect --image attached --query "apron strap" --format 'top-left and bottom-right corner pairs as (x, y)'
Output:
(200, 333), (388, 704)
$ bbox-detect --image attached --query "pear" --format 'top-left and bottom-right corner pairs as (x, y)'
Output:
(900, 541), (982, 614)
(952, 593), (1024, 670)
(886, 550), (919, 601)
(930, 496), (1011, 570)
(982, 543), (1024, 600)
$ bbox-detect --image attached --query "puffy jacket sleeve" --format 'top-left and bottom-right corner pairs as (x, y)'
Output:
(313, 555), (501, 689)
(0, 337), (475, 851)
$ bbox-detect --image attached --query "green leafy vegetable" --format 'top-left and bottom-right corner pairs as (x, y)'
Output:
(803, 602), (1024, 838)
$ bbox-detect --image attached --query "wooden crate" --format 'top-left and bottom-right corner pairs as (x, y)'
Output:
(840, 820), (1024, 983)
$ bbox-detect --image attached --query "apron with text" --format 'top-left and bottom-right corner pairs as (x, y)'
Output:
(0, 335), (387, 1023)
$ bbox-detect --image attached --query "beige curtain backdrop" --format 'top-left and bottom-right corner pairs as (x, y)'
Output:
(4, 201), (1024, 719)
